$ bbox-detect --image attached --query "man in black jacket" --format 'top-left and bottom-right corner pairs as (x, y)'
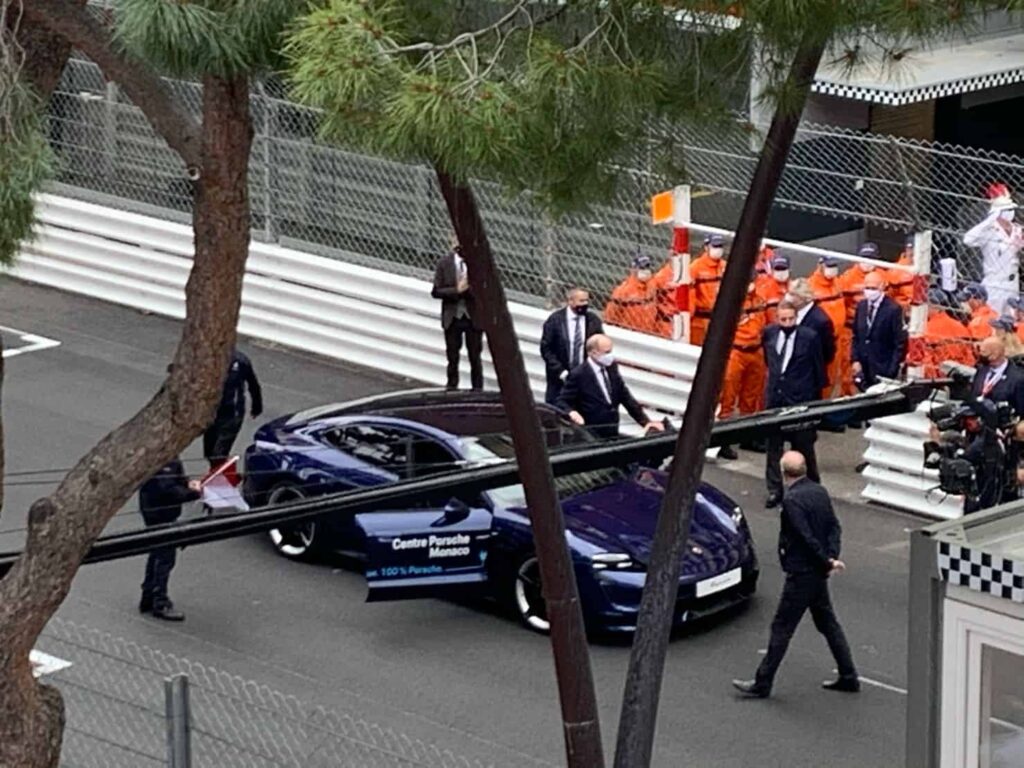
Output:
(971, 335), (1024, 415)
(432, 240), (484, 391)
(556, 334), (664, 440)
(733, 451), (859, 698)
(204, 348), (263, 469)
(851, 270), (907, 389)
(763, 301), (826, 507)
(788, 278), (835, 368)
(139, 458), (202, 621)
(540, 287), (603, 404)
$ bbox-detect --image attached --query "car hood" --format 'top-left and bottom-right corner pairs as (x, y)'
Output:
(558, 471), (747, 568)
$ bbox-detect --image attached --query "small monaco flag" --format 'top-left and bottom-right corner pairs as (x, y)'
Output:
(201, 456), (249, 512)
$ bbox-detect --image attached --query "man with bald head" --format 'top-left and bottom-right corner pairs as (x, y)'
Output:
(556, 333), (664, 440)
(851, 270), (906, 390)
(972, 335), (1024, 415)
(734, 451), (858, 699)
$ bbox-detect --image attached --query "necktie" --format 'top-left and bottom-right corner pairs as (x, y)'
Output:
(867, 301), (878, 329)
(983, 369), (999, 397)
(601, 367), (613, 403)
(572, 316), (583, 367)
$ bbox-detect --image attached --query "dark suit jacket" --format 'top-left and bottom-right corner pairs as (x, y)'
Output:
(799, 304), (836, 366)
(763, 326), (826, 408)
(431, 251), (477, 330)
(540, 308), (603, 403)
(971, 362), (1024, 416)
(852, 296), (906, 382)
(139, 458), (200, 526)
(779, 477), (841, 575)
(555, 361), (648, 439)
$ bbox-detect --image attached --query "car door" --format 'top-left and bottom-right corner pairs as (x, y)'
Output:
(357, 430), (493, 602)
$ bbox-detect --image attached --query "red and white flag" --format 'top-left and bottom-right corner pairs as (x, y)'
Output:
(201, 456), (249, 511)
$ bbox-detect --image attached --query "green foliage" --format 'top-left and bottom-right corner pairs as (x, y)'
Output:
(115, 0), (304, 78)
(0, 84), (52, 267)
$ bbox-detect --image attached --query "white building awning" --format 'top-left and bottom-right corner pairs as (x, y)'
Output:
(812, 31), (1024, 106)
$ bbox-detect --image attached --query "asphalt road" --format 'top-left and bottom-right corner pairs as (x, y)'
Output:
(0, 279), (922, 767)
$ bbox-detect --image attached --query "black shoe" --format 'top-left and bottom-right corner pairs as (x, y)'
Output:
(718, 445), (739, 460)
(822, 677), (860, 693)
(151, 602), (185, 622)
(732, 679), (770, 698)
(139, 596), (153, 614)
(765, 493), (782, 509)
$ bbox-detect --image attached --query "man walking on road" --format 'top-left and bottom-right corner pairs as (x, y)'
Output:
(204, 348), (263, 469)
(733, 451), (859, 698)
(539, 287), (603, 405)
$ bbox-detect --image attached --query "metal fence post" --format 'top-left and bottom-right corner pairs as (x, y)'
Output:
(165, 674), (192, 768)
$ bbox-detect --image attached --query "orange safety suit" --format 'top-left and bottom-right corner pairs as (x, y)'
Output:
(651, 260), (677, 338)
(719, 290), (767, 419)
(966, 303), (999, 340)
(887, 254), (914, 312)
(922, 311), (974, 378)
(688, 253), (725, 345)
(808, 266), (847, 398)
(756, 273), (788, 325)
(836, 266), (873, 396)
(755, 245), (775, 277)
(1016, 321), (1024, 345)
(604, 274), (658, 335)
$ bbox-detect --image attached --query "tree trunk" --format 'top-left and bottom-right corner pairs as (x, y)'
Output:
(435, 170), (605, 768)
(612, 37), (827, 768)
(0, 334), (4, 518)
(10, 0), (84, 98)
(0, 73), (252, 768)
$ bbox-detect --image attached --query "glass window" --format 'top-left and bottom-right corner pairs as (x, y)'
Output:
(979, 644), (1024, 768)
(321, 424), (411, 477)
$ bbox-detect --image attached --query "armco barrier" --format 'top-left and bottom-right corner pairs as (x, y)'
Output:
(9, 194), (958, 518)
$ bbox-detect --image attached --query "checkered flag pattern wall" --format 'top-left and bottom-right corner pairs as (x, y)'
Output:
(938, 540), (1024, 604)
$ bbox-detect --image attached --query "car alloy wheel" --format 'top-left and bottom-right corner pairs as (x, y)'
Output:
(514, 556), (550, 633)
(266, 484), (318, 560)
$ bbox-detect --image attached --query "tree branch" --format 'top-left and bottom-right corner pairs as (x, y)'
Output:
(22, 0), (202, 172)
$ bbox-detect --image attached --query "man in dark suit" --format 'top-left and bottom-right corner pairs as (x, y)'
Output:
(733, 451), (858, 698)
(431, 240), (483, 391)
(788, 278), (835, 367)
(139, 458), (202, 621)
(851, 271), (907, 390)
(763, 301), (826, 507)
(540, 287), (604, 404)
(556, 334), (664, 440)
(204, 348), (263, 470)
(971, 335), (1024, 415)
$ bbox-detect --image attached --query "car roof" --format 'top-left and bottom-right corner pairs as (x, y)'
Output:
(285, 388), (504, 426)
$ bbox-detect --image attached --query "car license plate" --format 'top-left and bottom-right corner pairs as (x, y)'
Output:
(696, 567), (742, 598)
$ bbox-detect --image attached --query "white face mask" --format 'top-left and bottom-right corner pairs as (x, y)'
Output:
(747, 282), (756, 293)
(999, 209), (1016, 223)
(961, 302), (973, 314)
(863, 288), (882, 302)
(709, 247), (724, 260)
(636, 269), (652, 281)
(823, 266), (839, 279)
(595, 352), (615, 367)
(773, 270), (790, 282)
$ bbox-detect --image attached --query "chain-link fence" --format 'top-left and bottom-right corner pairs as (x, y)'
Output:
(44, 57), (1022, 324)
(38, 618), (528, 768)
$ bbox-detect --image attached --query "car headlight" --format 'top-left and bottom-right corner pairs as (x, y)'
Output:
(731, 506), (744, 526)
(591, 552), (641, 571)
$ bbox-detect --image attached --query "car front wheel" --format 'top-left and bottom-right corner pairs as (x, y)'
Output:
(513, 555), (550, 634)
(266, 484), (319, 561)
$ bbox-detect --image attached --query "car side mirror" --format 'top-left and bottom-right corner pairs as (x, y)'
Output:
(441, 497), (470, 524)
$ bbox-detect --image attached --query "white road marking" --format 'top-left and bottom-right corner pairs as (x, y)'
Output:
(858, 674), (908, 695)
(0, 325), (61, 358)
(30, 650), (72, 677)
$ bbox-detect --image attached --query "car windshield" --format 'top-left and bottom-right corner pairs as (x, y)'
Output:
(460, 435), (627, 509)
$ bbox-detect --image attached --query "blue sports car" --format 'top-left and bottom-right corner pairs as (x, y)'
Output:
(242, 389), (758, 633)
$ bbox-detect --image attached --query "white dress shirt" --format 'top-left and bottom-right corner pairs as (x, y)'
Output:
(587, 358), (613, 403)
(775, 329), (796, 373)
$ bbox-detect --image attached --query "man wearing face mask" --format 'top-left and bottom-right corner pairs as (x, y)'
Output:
(963, 190), (1024, 314)
(556, 333), (665, 440)
(808, 256), (846, 398)
(758, 255), (791, 325)
(762, 301), (826, 507)
(652, 236), (708, 338)
(688, 234), (727, 345)
(540, 287), (604, 405)
(959, 283), (999, 340)
(717, 271), (767, 460)
(837, 244), (879, 396)
(604, 253), (658, 335)
(851, 271), (906, 390)
(921, 288), (974, 378)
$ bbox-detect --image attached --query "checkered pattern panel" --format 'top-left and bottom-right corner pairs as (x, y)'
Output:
(938, 541), (1024, 603)
(812, 69), (1024, 106)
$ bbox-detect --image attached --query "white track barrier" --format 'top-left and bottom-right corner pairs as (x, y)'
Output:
(9, 194), (956, 517)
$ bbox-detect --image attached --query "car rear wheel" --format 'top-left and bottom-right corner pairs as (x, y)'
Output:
(513, 556), (550, 634)
(266, 484), (319, 561)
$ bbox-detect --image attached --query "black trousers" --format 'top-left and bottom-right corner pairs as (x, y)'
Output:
(444, 317), (483, 390)
(766, 430), (819, 497)
(203, 415), (244, 468)
(755, 572), (857, 691)
(141, 547), (177, 607)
